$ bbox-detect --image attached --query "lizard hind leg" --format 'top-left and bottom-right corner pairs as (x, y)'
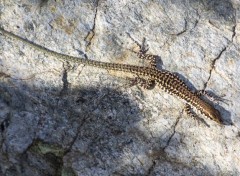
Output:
(128, 76), (155, 90)
(184, 104), (202, 125)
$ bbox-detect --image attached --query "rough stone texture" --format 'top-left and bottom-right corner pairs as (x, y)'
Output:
(0, 0), (240, 175)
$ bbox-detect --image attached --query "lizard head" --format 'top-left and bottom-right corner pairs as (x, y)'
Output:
(199, 101), (223, 124)
(208, 108), (222, 124)
(202, 104), (223, 124)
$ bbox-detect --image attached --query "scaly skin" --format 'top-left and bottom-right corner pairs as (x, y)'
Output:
(0, 27), (222, 124)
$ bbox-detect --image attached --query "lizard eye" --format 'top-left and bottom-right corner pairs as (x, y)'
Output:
(210, 110), (222, 124)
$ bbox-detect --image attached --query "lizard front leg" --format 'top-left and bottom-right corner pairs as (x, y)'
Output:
(195, 90), (227, 104)
(136, 51), (157, 69)
(128, 36), (157, 69)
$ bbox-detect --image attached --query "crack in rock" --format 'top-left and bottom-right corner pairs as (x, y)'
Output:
(63, 113), (90, 155)
(59, 63), (70, 96)
(231, 6), (237, 42)
(84, 0), (100, 50)
(147, 114), (181, 175)
(176, 19), (188, 36)
(232, 24), (236, 42)
(63, 90), (109, 155)
(163, 115), (181, 151)
(204, 47), (227, 89)
(0, 117), (10, 133)
(147, 159), (156, 176)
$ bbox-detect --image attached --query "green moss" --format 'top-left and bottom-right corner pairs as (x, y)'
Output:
(61, 167), (76, 176)
(32, 140), (65, 157)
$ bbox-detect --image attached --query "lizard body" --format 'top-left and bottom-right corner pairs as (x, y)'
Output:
(0, 27), (222, 124)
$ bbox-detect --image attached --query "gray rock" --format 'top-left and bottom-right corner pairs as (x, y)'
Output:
(0, 0), (239, 175)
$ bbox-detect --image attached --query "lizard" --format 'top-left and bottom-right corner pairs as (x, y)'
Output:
(0, 27), (223, 125)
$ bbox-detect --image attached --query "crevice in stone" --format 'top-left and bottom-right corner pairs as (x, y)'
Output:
(0, 72), (11, 79)
(169, 19), (188, 36)
(62, 112), (90, 155)
(176, 19), (187, 36)
(84, 0), (100, 51)
(59, 63), (70, 96)
(203, 47), (227, 89)
(147, 114), (181, 175)
(208, 20), (219, 29)
(147, 117), (154, 139)
(191, 19), (199, 30)
(231, 7), (237, 42)
(232, 24), (236, 42)
(63, 89), (109, 156)
(147, 159), (156, 176)
(62, 99), (105, 156)
(163, 115), (181, 150)
(0, 116), (10, 133)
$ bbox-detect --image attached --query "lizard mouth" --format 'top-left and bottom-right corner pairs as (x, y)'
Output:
(208, 109), (222, 124)
(199, 100), (223, 124)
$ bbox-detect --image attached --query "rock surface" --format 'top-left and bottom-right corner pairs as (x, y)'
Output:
(0, 0), (240, 175)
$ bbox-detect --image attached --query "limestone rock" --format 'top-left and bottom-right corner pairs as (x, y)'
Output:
(0, 0), (239, 175)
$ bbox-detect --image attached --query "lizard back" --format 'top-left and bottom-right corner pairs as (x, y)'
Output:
(0, 27), (222, 124)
